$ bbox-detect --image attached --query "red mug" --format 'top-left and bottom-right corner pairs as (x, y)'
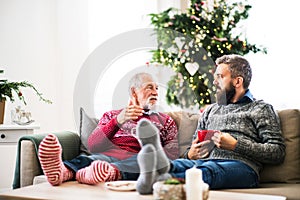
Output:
(197, 130), (217, 142)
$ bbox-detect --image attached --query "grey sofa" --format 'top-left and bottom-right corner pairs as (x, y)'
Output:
(13, 109), (300, 200)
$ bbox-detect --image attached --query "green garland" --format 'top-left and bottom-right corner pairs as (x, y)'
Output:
(149, 0), (266, 109)
(0, 70), (52, 105)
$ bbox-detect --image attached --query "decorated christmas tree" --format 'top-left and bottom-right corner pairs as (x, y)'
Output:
(149, 0), (266, 110)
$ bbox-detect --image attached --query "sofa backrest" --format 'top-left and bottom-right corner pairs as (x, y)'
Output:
(260, 109), (300, 183)
(167, 109), (300, 184)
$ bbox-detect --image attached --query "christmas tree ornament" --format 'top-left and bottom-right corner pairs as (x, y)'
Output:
(185, 62), (199, 76)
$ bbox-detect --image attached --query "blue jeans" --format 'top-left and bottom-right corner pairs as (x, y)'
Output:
(170, 159), (258, 189)
(63, 153), (140, 180)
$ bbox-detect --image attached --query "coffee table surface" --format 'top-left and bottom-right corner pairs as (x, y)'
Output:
(0, 181), (286, 200)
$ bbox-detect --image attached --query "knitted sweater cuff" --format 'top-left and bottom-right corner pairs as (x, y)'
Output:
(234, 138), (248, 154)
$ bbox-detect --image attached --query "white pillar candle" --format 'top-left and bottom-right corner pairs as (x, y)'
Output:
(186, 166), (203, 200)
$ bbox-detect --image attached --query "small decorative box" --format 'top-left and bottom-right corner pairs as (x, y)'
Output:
(153, 179), (185, 200)
(153, 178), (209, 200)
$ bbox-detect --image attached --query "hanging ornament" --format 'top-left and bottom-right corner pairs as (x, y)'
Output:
(185, 62), (199, 76)
(175, 37), (185, 50)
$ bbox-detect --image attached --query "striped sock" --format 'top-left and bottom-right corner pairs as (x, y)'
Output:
(76, 161), (119, 185)
(38, 134), (74, 186)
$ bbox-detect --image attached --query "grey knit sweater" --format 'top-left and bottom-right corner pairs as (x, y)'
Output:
(184, 99), (286, 177)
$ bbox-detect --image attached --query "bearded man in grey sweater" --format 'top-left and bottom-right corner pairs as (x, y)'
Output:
(136, 54), (286, 194)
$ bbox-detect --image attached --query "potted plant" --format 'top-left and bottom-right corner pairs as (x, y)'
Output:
(0, 69), (52, 124)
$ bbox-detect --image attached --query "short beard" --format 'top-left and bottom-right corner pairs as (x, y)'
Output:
(216, 83), (236, 105)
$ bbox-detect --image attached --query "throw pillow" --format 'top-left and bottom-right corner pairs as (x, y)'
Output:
(79, 107), (99, 155)
(260, 109), (300, 183)
(166, 111), (200, 157)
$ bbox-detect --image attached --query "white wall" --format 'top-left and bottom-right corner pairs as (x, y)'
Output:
(55, 0), (90, 133)
(0, 0), (90, 133)
(0, 0), (60, 133)
(0, 0), (162, 133)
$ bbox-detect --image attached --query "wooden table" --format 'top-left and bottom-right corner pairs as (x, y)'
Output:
(0, 181), (286, 200)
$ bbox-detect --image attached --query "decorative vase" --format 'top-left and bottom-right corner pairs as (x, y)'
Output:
(0, 99), (5, 124)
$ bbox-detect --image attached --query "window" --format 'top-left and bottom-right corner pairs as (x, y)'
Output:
(246, 0), (299, 109)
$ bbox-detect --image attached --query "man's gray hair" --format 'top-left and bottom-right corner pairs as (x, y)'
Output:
(128, 72), (154, 95)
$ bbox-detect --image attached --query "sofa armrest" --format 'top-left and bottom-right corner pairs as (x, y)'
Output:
(20, 140), (42, 187)
(13, 131), (81, 189)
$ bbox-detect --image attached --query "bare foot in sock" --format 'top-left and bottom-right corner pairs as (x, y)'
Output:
(136, 144), (157, 194)
(38, 134), (74, 186)
(76, 161), (119, 185)
(136, 119), (170, 174)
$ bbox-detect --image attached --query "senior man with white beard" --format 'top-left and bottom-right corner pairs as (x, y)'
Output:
(38, 72), (179, 186)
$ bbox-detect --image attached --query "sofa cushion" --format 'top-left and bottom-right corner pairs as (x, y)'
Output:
(260, 109), (300, 183)
(166, 111), (200, 157)
(79, 107), (99, 155)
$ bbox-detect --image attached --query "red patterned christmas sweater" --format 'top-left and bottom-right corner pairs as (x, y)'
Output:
(88, 109), (179, 160)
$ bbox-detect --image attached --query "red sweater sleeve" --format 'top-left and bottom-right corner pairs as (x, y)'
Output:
(87, 110), (121, 153)
(160, 114), (179, 160)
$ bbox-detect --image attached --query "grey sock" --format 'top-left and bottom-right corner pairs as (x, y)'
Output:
(136, 144), (158, 195)
(136, 119), (170, 174)
(156, 173), (172, 182)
